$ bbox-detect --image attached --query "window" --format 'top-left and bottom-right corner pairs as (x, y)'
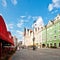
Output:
(27, 29), (29, 32)
(36, 43), (38, 45)
(54, 43), (56, 47)
(47, 44), (49, 48)
(59, 43), (60, 47)
(58, 30), (60, 33)
(54, 36), (56, 40)
(54, 30), (56, 33)
(59, 35), (60, 39)
(50, 36), (52, 40)
(50, 43), (52, 47)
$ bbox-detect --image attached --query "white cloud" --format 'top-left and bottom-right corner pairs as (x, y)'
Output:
(51, 10), (58, 14)
(25, 20), (29, 23)
(6, 23), (14, 30)
(20, 15), (31, 20)
(32, 16), (38, 20)
(11, 0), (17, 5)
(17, 20), (24, 28)
(0, 13), (3, 16)
(48, 0), (60, 11)
(16, 30), (23, 41)
(8, 24), (14, 29)
(32, 16), (44, 28)
(48, 4), (53, 11)
(27, 16), (31, 19)
(17, 16), (30, 28)
(16, 30), (23, 35)
(52, 0), (58, 3)
(1, 0), (17, 7)
(2, 0), (7, 7)
(15, 31), (24, 41)
(17, 22), (23, 28)
(20, 16), (26, 18)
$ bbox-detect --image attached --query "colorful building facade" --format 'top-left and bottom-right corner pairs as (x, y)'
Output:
(42, 14), (60, 48)
(23, 14), (60, 48)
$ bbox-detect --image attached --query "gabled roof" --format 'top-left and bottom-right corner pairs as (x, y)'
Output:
(47, 20), (54, 27)
(30, 30), (33, 33)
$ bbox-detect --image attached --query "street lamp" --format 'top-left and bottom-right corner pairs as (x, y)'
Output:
(15, 37), (18, 50)
(32, 21), (36, 50)
(33, 27), (35, 50)
(45, 25), (47, 48)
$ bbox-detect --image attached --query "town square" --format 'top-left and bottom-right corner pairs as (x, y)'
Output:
(0, 0), (60, 60)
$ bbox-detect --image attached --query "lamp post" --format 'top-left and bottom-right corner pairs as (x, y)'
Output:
(32, 21), (36, 50)
(24, 27), (26, 47)
(15, 37), (18, 50)
(33, 27), (35, 50)
(45, 25), (47, 48)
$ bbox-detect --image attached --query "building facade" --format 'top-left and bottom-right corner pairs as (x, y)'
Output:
(24, 27), (43, 48)
(24, 28), (33, 46)
(23, 14), (60, 48)
(42, 14), (60, 48)
(13, 36), (18, 47)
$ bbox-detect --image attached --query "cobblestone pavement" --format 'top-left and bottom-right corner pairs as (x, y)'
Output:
(11, 48), (60, 60)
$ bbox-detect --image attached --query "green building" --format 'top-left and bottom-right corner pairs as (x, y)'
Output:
(42, 14), (60, 48)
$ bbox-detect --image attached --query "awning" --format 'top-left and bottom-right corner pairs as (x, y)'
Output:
(0, 32), (14, 46)
(0, 15), (14, 45)
(0, 15), (8, 42)
(0, 33), (8, 42)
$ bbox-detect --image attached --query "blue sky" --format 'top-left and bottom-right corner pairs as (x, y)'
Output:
(0, 0), (60, 41)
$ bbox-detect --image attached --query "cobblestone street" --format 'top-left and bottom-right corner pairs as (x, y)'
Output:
(11, 48), (60, 60)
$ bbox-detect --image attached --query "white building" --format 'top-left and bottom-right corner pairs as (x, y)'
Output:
(23, 27), (43, 48)
(24, 28), (33, 46)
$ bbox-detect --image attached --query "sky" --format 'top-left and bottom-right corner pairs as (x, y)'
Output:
(0, 0), (60, 42)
